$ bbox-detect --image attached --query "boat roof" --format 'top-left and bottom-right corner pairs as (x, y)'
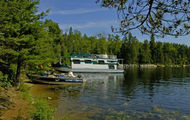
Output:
(64, 53), (124, 60)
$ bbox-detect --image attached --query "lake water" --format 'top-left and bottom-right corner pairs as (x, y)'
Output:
(31, 67), (190, 120)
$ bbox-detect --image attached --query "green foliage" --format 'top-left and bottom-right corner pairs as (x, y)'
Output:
(139, 40), (152, 64)
(18, 83), (32, 102)
(118, 33), (190, 65)
(18, 82), (30, 92)
(120, 33), (139, 64)
(107, 34), (122, 55)
(31, 99), (55, 120)
(15, 113), (23, 120)
(60, 116), (70, 120)
(62, 29), (190, 65)
(150, 34), (156, 63)
(0, 72), (12, 89)
(0, 0), (56, 86)
(106, 111), (130, 120)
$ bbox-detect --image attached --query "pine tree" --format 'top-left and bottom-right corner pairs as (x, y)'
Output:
(150, 34), (156, 63)
(0, 0), (51, 86)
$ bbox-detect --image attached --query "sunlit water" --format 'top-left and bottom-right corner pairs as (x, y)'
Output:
(31, 67), (190, 120)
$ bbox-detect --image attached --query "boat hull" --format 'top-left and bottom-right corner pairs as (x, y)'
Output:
(31, 79), (83, 85)
(27, 74), (84, 85)
(55, 67), (124, 73)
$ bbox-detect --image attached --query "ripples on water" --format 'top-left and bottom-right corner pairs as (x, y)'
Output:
(31, 67), (190, 120)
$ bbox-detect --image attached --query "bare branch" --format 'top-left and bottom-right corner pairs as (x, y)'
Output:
(97, 0), (190, 37)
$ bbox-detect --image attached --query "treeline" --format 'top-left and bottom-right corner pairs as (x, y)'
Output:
(1, 0), (190, 87)
(62, 28), (122, 58)
(120, 34), (190, 65)
(63, 29), (190, 65)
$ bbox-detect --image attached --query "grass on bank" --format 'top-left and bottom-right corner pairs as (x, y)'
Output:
(18, 82), (32, 103)
(31, 99), (55, 120)
(17, 83), (55, 120)
(0, 73), (59, 120)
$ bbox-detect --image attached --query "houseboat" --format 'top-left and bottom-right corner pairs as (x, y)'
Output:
(55, 53), (124, 73)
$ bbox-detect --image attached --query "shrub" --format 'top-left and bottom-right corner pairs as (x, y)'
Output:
(31, 99), (55, 120)
(0, 71), (12, 89)
(18, 83), (32, 102)
(18, 82), (30, 92)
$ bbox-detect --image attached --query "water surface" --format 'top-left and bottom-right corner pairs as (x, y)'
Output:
(31, 67), (190, 120)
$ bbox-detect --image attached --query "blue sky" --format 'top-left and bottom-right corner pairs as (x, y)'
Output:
(38, 0), (190, 46)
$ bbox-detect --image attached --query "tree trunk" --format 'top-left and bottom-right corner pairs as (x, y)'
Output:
(15, 55), (21, 87)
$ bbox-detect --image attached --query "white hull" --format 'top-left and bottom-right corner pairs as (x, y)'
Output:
(56, 68), (124, 73)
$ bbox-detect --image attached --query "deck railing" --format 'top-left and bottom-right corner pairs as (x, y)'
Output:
(71, 54), (117, 59)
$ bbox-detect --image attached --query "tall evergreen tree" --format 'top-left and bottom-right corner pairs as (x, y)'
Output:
(150, 34), (156, 63)
(139, 40), (152, 64)
(155, 42), (164, 64)
(121, 33), (139, 64)
(67, 27), (74, 54)
(0, 0), (50, 86)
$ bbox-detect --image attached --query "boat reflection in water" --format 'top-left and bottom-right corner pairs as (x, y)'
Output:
(54, 73), (124, 120)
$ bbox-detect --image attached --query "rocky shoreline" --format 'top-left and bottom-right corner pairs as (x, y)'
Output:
(0, 87), (12, 117)
(0, 87), (31, 120)
(118, 64), (190, 69)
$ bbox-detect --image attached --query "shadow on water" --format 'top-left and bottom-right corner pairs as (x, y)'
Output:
(123, 67), (190, 92)
(123, 67), (190, 108)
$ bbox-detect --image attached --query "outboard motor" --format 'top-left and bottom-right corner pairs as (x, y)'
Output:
(77, 75), (82, 78)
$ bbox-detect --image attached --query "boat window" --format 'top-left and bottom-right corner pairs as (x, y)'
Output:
(98, 60), (105, 64)
(73, 59), (80, 64)
(108, 60), (117, 63)
(109, 65), (115, 69)
(84, 60), (91, 64)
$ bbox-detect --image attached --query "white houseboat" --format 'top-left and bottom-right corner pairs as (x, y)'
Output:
(55, 53), (124, 73)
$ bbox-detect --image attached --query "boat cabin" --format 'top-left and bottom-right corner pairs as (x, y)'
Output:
(70, 54), (123, 70)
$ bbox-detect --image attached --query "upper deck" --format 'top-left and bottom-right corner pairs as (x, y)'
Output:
(70, 53), (121, 60)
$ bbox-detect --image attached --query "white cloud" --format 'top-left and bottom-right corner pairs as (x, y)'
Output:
(59, 20), (118, 30)
(51, 8), (107, 15)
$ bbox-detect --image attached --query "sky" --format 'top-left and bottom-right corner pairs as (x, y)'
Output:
(38, 0), (190, 46)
